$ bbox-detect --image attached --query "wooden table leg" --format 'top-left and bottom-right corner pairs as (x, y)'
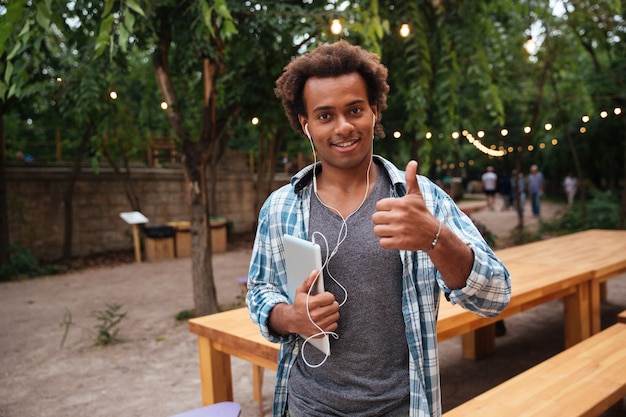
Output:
(131, 224), (142, 263)
(462, 324), (495, 360)
(252, 364), (264, 416)
(600, 281), (607, 302)
(563, 282), (591, 347)
(197, 336), (233, 405)
(589, 280), (603, 335)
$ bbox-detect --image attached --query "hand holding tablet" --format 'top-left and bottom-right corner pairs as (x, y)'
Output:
(282, 234), (332, 356)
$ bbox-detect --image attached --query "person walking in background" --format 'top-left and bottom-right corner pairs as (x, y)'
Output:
(481, 166), (498, 210)
(511, 169), (526, 216)
(497, 173), (512, 211)
(563, 172), (577, 207)
(527, 164), (544, 217)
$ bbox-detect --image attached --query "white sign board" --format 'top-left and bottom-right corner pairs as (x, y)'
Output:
(119, 211), (149, 225)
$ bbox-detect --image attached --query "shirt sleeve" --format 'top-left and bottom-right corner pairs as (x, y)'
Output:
(246, 193), (299, 344)
(423, 178), (511, 317)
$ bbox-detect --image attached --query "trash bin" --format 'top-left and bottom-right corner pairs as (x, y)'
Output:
(210, 217), (228, 254)
(167, 221), (191, 258)
(143, 225), (176, 262)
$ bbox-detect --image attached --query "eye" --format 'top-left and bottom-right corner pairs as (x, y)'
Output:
(317, 113), (331, 121)
(350, 107), (364, 116)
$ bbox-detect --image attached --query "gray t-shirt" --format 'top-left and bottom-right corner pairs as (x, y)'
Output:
(287, 166), (410, 416)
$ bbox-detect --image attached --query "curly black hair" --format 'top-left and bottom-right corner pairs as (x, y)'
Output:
(274, 40), (390, 138)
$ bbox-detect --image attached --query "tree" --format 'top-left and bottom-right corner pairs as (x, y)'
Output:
(3, 0), (623, 311)
(94, 0), (239, 315)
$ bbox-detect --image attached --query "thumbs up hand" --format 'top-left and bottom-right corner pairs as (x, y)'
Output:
(372, 160), (440, 251)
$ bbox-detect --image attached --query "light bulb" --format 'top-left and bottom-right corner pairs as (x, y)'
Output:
(524, 35), (537, 54)
(400, 23), (410, 38)
(330, 17), (342, 35)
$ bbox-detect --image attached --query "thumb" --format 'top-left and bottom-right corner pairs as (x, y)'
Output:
(405, 160), (422, 196)
(296, 269), (319, 295)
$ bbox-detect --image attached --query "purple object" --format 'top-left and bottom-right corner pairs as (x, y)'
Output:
(168, 401), (241, 417)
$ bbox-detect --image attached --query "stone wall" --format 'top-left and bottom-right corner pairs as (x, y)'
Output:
(6, 151), (289, 261)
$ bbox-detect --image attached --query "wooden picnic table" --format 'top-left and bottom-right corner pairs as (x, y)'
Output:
(188, 229), (626, 407)
(496, 229), (626, 334)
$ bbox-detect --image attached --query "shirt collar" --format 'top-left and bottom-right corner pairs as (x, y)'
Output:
(290, 155), (406, 196)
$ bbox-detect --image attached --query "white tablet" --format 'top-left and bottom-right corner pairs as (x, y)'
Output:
(282, 234), (330, 355)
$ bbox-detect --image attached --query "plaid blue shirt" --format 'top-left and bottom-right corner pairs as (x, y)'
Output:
(247, 156), (511, 417)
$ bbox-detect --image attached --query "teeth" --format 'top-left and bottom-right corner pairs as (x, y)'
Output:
(335, 141), (356, 148)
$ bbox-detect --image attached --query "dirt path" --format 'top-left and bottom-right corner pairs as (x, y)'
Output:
(1, 199), (624, 417)
(469, 198), (567, 248)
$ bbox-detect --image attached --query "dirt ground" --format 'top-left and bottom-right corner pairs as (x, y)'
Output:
(1, 198), (625, 417)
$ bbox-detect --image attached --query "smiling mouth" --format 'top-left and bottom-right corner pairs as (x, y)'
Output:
(333, 139), (359, 148)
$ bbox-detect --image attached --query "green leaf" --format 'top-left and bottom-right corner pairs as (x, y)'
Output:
(7, 42), (21, 60)
(118, 25), (129, 53)
(215, 1), (233, 20)
(126, 0), (146, 17)
(124, 9), (136, 33)
(0, 1), (27, 54)
(94, 14), (115, 57)
(18, 21), (31, 37)
(7, 83), (16, 99)
(103, 0), (115, 17)
(200, 0), (217, 37)
(36, 2), (51, 30)
(4, 61), (13, 85)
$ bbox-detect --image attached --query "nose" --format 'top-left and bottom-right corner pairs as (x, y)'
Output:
(334, 115), (355, 137)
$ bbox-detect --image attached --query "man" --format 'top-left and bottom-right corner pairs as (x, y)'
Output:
(563, 172), (577, 207)
(528, 164), (544, 217)
(481, 166), (498, 210)
(247, 40), (510, 417)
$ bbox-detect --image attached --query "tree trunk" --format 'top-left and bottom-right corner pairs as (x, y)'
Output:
(621, 135), (626, 229)
(549, 74), (587, 226)
(153, 18), (219, 315)
(255, 127), (285, 214)
(101, 140), (141, 211)
(61, 124), (93, 261)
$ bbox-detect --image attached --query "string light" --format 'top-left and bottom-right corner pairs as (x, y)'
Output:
(524, 35), (537, 54)
(392, 106), (622, 160)
(330, 15), (342, 35)
(399, 23), (410, 38)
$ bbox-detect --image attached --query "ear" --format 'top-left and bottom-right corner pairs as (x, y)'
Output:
(298, 115), (308, 136)
(370, 105), (378, 124)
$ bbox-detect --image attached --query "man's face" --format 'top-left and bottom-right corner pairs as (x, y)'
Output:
(298, 72), (376, 173)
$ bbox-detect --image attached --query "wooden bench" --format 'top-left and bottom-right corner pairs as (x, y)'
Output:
(146, 137), (179, 167)
(443, 322), (626, 417)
